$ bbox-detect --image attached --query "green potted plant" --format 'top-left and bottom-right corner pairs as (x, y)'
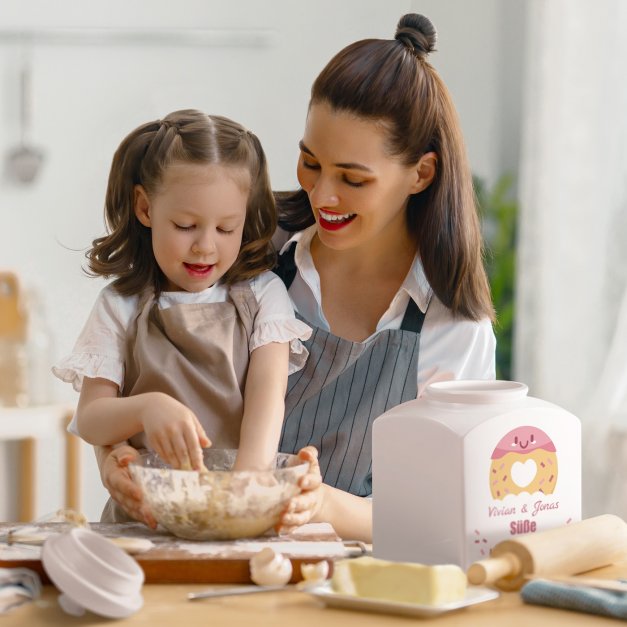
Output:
(474, 174), (517, 381)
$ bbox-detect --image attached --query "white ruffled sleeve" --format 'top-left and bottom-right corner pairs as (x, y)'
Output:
(52, 286), (135, 393)
(249, 272), (312, 374)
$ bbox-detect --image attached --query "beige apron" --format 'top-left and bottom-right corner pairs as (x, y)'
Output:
(101, 281), (258, 522)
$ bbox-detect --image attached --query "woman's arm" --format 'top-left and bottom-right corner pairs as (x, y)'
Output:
(234, 341), (290, 470)
(315, 484), (372, 542)
(94, 443), (157, 528)
(417, 303), (496, 395)
(277, 447), (372, 543)
(77, 377), (210, 470)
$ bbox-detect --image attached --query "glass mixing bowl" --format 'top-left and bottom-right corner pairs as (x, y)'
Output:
(129, 449), (308, 541)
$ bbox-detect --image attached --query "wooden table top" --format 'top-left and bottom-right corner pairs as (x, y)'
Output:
(3, 521), (626, 625)
(4, 564), (626, 626)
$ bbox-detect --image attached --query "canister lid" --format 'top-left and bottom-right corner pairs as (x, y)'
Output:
(424, 380), (529, 404)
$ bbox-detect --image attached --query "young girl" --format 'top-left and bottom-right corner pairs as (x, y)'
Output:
(53, 110), (311, 517)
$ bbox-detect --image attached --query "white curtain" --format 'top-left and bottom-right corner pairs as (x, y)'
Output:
(515, 0), (627, 516)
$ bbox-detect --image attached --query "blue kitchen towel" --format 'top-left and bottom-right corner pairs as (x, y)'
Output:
(521, 579), (627, 620)
(0, 567), (42, 614)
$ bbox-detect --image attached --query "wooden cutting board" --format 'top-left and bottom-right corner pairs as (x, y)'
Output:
(0, 522), (364, 584)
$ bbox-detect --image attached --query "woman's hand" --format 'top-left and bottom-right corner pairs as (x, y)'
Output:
(276, 446), (324, 533)
(100, 444), (157, 528)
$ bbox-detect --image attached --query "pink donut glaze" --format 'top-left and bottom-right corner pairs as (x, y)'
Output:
(491, 425), (556, 460)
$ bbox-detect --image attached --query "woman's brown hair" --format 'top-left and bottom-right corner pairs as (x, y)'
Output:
(87, 109), (276, 295)
(277, 14), (494, 322)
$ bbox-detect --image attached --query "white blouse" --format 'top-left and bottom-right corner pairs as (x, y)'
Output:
(281, 226), (496, 396)
(53, 270), (312, 394)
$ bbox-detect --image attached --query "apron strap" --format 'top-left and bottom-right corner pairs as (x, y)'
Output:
(400, 297), (426, 333)
(274, 242), (298, 288)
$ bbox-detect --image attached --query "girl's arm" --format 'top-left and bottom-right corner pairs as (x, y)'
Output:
(233, 341), (290, 470)
(277, 447), (373, 543)
(77, 376), (141, 442)
(77, 377), (210, 470)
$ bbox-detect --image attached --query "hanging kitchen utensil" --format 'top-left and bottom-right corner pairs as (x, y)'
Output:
(6, 59), (44, 184)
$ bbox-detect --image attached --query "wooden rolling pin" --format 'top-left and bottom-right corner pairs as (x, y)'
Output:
(467, 514), (627, 591)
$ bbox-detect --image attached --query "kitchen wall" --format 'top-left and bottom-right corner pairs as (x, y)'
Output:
(0, 0), (525, 520)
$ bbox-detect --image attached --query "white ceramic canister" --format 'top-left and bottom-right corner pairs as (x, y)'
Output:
(372, 380), (581, 569)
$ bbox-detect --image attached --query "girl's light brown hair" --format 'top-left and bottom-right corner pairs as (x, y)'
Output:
(87, 109), (276, 295)
(278, 14), (494, 322)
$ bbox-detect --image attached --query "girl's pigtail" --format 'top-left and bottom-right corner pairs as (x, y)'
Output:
(224, 130), (277, 283)
(86, 122), (161, 295)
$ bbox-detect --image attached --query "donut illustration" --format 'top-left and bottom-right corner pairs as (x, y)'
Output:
(489, 426), (557, 500)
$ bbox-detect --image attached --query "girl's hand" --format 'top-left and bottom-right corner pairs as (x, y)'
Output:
(276, 446), (324, 534)
(140, 393), (211, 470)
(101, 444), (157, 528)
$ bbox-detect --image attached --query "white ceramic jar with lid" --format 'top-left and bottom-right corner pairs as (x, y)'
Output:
(372, 380), (581, 569)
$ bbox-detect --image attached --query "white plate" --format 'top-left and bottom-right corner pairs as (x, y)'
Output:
(306, 581), (499, 617)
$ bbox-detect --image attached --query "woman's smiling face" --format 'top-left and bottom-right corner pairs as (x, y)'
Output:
(296, 101), (425, 253)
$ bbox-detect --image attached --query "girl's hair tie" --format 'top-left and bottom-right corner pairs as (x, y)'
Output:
(158, 119), (178, 132)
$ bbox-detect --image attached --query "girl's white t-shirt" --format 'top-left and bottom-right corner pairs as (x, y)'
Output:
(53, 270), (312, 395)
(281, 225), (497, 395)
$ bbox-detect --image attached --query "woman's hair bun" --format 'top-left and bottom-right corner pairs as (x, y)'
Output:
(395, 13), (437, 59)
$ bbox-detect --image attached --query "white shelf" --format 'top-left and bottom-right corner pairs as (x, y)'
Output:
(0, 403), (74, 440)
(0, 403), (79, 521)
(0, 28), (276, 48)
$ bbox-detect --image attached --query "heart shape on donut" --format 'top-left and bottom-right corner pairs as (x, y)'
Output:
(511, 459), (537, 487)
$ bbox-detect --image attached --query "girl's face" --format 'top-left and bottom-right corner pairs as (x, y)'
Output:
(297, 102), (432, 254)
(134, 163), (248, 292)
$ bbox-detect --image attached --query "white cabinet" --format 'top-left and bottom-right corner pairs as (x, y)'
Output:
(0, 404), (80, 521)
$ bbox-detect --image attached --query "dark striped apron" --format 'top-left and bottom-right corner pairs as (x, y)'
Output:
(275, 243), (426, 496)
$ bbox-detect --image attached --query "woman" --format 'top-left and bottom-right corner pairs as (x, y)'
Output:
(97, 13), (495, 542)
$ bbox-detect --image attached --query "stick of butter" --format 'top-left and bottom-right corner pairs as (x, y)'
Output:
(331, 556), (466, 605)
